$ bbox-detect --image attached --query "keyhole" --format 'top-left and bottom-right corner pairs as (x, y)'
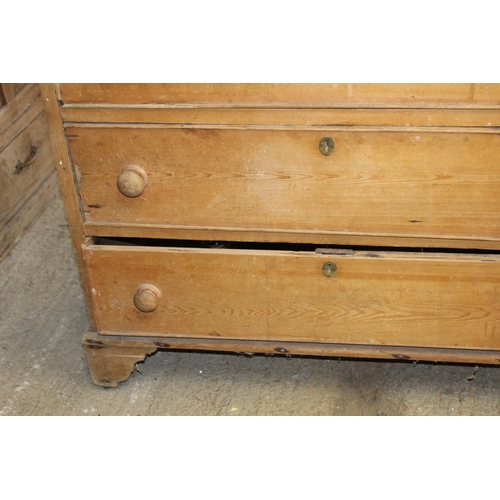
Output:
(322, 261), (337, 277)
(319, 137), (335, 156)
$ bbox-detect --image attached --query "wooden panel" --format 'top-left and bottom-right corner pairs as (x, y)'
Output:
(0, 112), (55, 226)
(40, 83), (97, 330)
(84, 244), (500, 350)
(0, 84), (26, 105)
(61, 106), (500, 128)
(84, 330), (500, 367)
(59, 83), (500, 107)
(83, 326), (500, 387)
(83, 327), (500, 386)
(68, 126), (500, 242)
(0, 84), (40, 137)
(0, 171), (59, 262)
(0, 98), (44, 152)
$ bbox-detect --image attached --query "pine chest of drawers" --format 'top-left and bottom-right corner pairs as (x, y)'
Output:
(41, 84), (500, 387)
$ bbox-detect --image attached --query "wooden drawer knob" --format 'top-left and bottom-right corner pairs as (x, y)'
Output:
(117, 165), (148, 197)
(134, 284), (161, 312)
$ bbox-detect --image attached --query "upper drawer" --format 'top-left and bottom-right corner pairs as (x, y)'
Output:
(68, 126), (500, 245)
(59, 83), (500, 108)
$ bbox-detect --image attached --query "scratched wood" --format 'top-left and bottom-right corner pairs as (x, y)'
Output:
(83, 330), (500, 367)
(83, 244), (500, 350)
(82, 333), (157, 387)
(82, 327), (500, 387)
(59, 83), (500, 107)
(67, 126), (500, 243)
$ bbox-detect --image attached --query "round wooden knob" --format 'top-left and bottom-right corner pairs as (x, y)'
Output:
(134, 284), (161, 312)
(116, 165), (148, 197)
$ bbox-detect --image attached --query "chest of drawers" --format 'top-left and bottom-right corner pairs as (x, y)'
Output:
(41, 84), (500, 387)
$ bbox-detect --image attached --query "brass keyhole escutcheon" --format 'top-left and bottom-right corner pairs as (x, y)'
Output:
(322, 261), (337, 278)
(319, 137), (335, 156)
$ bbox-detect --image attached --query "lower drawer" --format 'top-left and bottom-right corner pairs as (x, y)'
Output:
(83, 242), (500, 350)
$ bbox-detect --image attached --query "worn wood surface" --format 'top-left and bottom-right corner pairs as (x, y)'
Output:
(39, 84), (97, 330)
(60, 107), (500, 128)
(0, 98), (44, 153)
(46, 83), (500, 386)
(84, 224), (500, 251)
(0, 83), (57, 261)
(65, 123), (500, 134)
(0, 84), (40, 138)
(82, 329), (500, 388)
(0, 171), (59, 261)
(68, 126), (500, 244)
(0, 112), (55, 227)
(0, 83), (26, 105)
(83, 244), (500, 350)
(82, 327), (500, 387)
(59, 83), (500, 107)
(6, 193), (500, 413)
(83, 333), (157, 387)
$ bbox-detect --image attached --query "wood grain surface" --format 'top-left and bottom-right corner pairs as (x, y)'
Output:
(68, 126), (500, 243)
(82, 224), (500, 251)
(0, 112), (55, 226)
(59, 83), (500, 107)
(0, 171), (59, 261)
(83, 329), (500, 367)
(42, 83), (500, 386)
(0, 84), (40, 137)
(39, 84), (97, 329)
(84, 244), (500, 350)
(60, 107), (500, 128)
(0, 83), (26, 105)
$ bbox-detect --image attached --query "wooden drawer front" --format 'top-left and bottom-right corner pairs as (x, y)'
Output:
(0, 112), (54, 226)
(70, 127), (500, 242)
(84, 244), (500, 350)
